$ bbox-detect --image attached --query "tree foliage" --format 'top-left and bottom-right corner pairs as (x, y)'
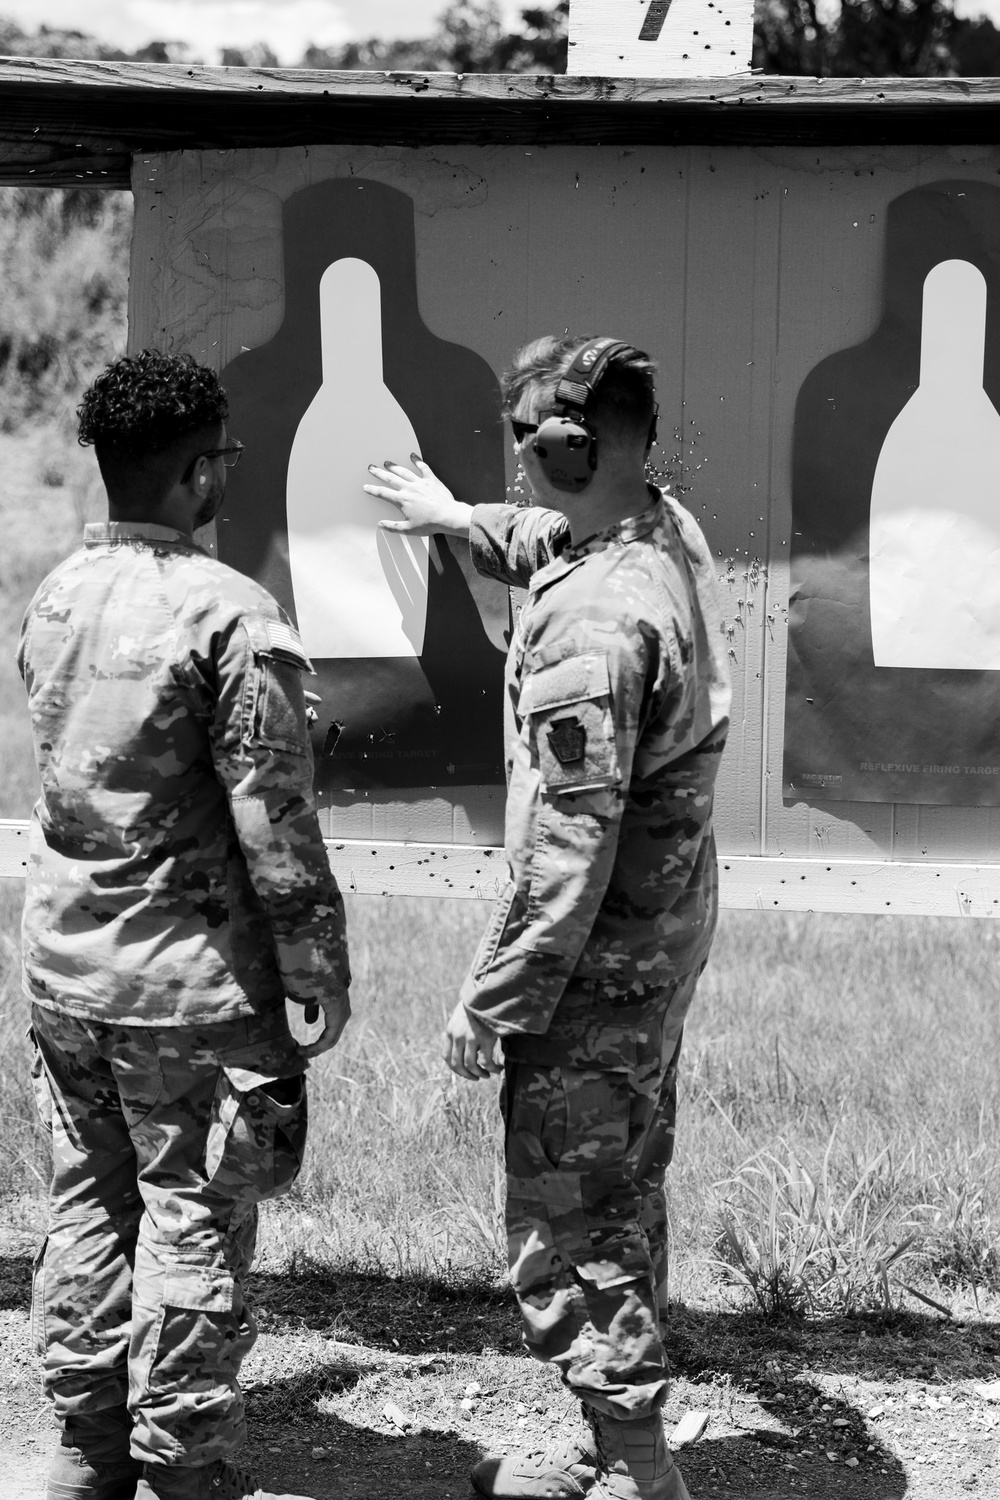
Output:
(753, 0), (1000, 76)
(7, 0), (1000, 78)
(0, 2), (567, 74)
(298, 1), (568, 74)
(0, 19), (199, 64)
(0, 188), (130, 430)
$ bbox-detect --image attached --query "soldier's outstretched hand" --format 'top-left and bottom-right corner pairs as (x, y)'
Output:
(364, 455), (473, 537)
(298, 989), (352, 1059)
(444, 998), (502, 1081)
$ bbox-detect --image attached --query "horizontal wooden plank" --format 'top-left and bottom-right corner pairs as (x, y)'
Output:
(5, 56), (1000, 107)
(0, 59), (999, 175)
(717, 856), (1000, 917)
(2, 821), (1000, 915)
(0, 822), (27, 878)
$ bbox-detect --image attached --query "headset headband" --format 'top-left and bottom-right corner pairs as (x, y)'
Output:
(552, 338), (640, 420)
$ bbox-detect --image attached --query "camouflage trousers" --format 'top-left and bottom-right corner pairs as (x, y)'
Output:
(501, 970), (699, 1423)
(28, 1002), (307, 1467)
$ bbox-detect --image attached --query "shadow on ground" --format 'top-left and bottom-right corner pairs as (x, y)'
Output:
(7, 1253), (999, 1496)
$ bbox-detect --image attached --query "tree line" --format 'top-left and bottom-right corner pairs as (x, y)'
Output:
(2, 0), (1000, 80)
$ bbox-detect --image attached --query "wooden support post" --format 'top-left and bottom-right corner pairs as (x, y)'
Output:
(567, 0), (754, 77)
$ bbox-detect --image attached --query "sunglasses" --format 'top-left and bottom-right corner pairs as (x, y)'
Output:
(509, 420), (539, 444)
(181, 441), (245, 484)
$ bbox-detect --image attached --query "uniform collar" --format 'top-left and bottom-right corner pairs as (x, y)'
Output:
(84, 521), (204, 551)
(563, 486), (663, 559)
(530, 487), (664, 591)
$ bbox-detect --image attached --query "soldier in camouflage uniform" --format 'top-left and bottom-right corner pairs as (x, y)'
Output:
(366, 336), (730, 1500)
(18, 352), (351, 1500)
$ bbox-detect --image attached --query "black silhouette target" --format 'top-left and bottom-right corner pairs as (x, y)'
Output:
(784, 179), (1000, 808)
(218, 179), (507, 793)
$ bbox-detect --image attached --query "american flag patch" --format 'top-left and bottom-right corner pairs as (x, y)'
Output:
(265, 619), (314, 672)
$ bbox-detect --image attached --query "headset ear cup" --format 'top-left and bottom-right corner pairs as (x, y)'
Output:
(534, 415), (597, 493)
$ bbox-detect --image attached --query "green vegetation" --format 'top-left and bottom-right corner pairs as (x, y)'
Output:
(0, 189), (130, 432)
(753, 0), (1000, 75)
(0, 186), (131, 820)
(4, 892), (1000, 1320)
(0, 3), (569, 74)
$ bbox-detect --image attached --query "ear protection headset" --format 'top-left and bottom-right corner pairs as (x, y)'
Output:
(532, 337), (655, 494)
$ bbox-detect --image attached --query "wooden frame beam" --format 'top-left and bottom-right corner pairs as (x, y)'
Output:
(1, 822), (998, 915)
(2, 60), (1000, 183)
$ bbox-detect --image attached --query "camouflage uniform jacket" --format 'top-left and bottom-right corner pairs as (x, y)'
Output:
(17, 521), (350, 1027)
(460, 489), (730, 1041)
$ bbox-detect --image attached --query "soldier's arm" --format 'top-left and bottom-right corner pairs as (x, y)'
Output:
(364, 455), (568, 586)
(460, 607), (663, 1036)
(208, 610), (352, 1027)
(468, 504), (569, 588)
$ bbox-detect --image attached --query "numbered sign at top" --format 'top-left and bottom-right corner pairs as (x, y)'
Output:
(567, 0), (754, 76)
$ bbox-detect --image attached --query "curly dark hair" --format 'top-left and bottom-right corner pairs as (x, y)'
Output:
(77, 350), (229, 457)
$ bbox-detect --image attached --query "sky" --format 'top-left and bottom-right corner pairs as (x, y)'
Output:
(0, 0), (527, 64)
(3, 0), (999, 63)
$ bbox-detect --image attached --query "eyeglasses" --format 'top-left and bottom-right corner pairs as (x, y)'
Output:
(509, 420), (539, 444)
(181, 441), (245, 484)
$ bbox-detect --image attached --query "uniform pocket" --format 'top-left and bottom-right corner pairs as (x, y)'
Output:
(505, 1064), (631, 1175)
(242, 656), (309, 754)
(574, 1230), (653, 1291)
(240, 616), (313, 755)
(145, 1262), (237, 1402)
(518, 652), (621, 795)
(206, 1043), (307, 1203)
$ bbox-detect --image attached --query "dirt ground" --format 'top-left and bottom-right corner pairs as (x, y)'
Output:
(4, 1235), (1000, 1500)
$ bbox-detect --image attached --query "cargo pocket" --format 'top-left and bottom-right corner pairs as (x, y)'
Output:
(145, 1263), (236, 1401)
(207, 1044), (307, 1206)
(553, 1066), (631, 1172)
(575, 1230), (654, 1292)
(504, 1062), (568, 1176)
(505, 1065), (631, 1176)
(239, 615), (313, 755)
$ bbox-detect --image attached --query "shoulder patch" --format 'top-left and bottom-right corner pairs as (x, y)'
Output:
(518, 651), (610, 717)
(243, 615), (314, 673)
(518, 651), (621, 795)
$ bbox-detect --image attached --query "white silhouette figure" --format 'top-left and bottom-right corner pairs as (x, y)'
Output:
(286, 257), (429, 659)
(870, 257), (1000, 669)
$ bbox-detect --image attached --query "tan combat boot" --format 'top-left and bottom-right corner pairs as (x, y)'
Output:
(587, 1409), (692, 1500)
(47, 1406), (143, 1500)
(471, 1434), (598, 1499)
(134, 1460), (314, 1500)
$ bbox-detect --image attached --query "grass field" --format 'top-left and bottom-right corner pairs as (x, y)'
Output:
(4, 880), (999, 1315)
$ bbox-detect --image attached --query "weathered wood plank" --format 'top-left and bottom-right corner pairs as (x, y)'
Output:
(3, 821), (999, 915)
(4, 58), (1000, 107)
(2, 61), (1000, 171)
(567, 0), (755, 80)
(0, 822), (28, 878)
(718, 855), (1000, 917)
